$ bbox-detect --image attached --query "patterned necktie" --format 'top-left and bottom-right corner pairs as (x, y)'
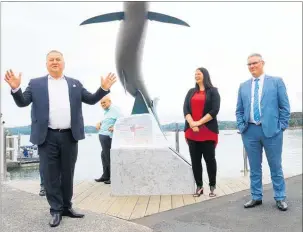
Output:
(253, 79), (260, 123)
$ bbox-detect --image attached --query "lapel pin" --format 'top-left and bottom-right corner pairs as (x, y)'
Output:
(73, 84), (76, 87)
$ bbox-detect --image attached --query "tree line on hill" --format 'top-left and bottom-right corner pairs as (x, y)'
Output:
(4, 112), (302, 135)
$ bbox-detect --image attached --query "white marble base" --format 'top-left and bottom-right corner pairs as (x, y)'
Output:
(110, 113), (195, 196)
(111, 147), (195, 196)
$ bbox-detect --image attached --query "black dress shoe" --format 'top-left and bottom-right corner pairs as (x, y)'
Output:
(94, 177), (109, 182)
(39, 187), (46, 196)
(104, 180), (111, 184)
(62, 208), (85, 218)
(276, 200), (288, 211)
(244, 199), (262, 208)
(49, 213), (61, 227)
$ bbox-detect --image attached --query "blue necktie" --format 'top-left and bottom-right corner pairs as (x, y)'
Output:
(253, 79), (260, 123)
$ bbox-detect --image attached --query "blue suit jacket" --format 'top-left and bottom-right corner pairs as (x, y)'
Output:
(11, 75), (110, 145)
(235, 75), (290, 138)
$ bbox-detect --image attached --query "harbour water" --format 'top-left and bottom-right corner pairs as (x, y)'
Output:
(8, 129), (302, 182)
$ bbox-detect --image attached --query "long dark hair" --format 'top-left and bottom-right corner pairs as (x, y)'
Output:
(195, 67), (214, 91)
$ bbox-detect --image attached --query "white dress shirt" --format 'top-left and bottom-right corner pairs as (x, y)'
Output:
(249, 73), (265, 124)
(12, 75), (71, 129)
(47, 75), (71, 129)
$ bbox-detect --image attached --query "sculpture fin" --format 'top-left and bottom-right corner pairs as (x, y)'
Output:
(131, 90), (150, 115)
(80, 12), (124, 25)
(147, 11), (190, 27)
(80, 11), (190, 27)
(131, 91), (163, 132)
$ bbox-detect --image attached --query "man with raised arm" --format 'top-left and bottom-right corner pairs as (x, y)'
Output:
(4, 50), (117, 227)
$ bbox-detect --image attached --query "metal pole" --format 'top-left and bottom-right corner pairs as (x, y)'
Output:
(0, 113), (6, 182)
(243, 146), (249, 176)
(18, 133), (21, 159)
(4, 129), (7, 175)
(175, 123), (179, 153)
(238, 131), (249, 176)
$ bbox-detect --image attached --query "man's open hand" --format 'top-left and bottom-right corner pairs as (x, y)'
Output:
(101, 73), (117, 91)
(4, 69), (21, 89)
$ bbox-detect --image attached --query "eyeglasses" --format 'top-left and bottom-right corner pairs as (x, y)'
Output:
(247, 61), (261, 66)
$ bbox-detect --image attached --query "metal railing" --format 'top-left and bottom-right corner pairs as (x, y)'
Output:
(238, 132), (249, 176)
(0, 114), (7, 181)
(173, 123), (249, 176)
(175, 123), (180, 153)
(241, 146), (249, 176)
(5, 134), (21, 161)
(0, 112), (23, 181)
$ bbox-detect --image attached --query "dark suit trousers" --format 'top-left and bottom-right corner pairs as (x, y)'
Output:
(99, 134), (112, 179)
(39, 161), (44, 187)
(38, 129), (78, 214)
(187, 139), (217, 188)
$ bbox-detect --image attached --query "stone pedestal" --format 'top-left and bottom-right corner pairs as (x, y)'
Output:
(111, 114), (195, 196)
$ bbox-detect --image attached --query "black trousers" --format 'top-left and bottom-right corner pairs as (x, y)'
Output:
(38, 129), (78, 214)
(99, 134), (112, 179)
(187, 139), (217, 188)
(39, 161), (44, 187)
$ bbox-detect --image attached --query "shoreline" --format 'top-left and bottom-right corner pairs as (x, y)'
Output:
(5, 126), (302, 136)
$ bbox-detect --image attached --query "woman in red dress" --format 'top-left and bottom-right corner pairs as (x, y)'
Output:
(183, 67), (221, 197)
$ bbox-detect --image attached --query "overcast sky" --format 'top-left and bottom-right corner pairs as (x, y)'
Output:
(1, 1), (302, 127)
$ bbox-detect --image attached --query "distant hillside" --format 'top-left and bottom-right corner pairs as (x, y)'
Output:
(289, 112), (302, 127)
(4, 125), (98, 135)
(161, 121), (237, 132)
(4, 112), (302, 135)
(4, 122), (237, 135)
(290, 112), (302, 119)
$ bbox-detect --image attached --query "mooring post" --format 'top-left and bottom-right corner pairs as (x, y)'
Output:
(175, 123), (180, 153)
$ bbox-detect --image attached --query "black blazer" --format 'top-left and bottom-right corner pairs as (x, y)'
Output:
(183, 87), (221, 134)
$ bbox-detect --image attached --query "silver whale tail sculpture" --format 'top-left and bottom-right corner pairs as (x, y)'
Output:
(80, 2), (190, 128)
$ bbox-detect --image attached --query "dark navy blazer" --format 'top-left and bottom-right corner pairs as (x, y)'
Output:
(11, 75), (110, 145)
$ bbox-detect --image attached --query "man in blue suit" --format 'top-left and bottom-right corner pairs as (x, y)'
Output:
(236, 53), (290, 211)
(4, 50), (117, 227)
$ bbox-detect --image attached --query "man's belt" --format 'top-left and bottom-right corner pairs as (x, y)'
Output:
(248, 122), (262, 126)
(48, 128), (71, 132)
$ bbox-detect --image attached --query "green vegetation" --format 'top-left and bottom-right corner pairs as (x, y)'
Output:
(289, 112), (302, 128)
(4, 112), (302, 135)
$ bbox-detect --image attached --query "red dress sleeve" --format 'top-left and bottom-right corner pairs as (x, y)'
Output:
(185, 91), (218, 146)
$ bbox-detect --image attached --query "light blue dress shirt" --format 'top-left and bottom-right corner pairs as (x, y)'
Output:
(99, 105), (122, 138)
